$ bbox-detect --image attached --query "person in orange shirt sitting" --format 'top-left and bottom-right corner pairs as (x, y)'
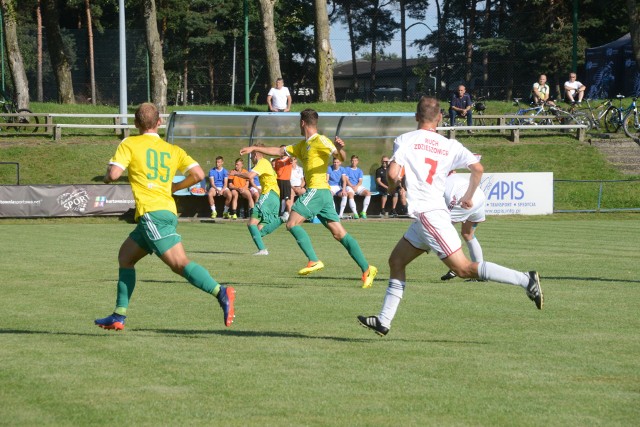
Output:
(228, 158), (254, 219)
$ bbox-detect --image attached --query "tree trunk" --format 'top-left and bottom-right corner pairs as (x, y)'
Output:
(36, 0), (43, 102)
(315, 0), (335, 102)
(482, 0), (491, 95)
(85, 0), (96, 105)
(369, 2), (379, 102)
(41, 0), (75, 103)
(142, 0), (168, 112)
(628, 0), (640, 73)
(258, 0), (282, 91)
(400, 0), (407, 100)
(465, 0), (477, 84)
(0, 0), (29, 108)
(345, 3), (359, 95)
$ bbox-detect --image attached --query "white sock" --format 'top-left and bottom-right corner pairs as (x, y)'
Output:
(379, 279), (405, 328)
(466, 237), (483, 262)
(478, 261), (529, 288)
(339, 196), (347, 216)
(210, 205), (216, 211)
(363, 195), (371, 212)
(348, 198), (357, 213)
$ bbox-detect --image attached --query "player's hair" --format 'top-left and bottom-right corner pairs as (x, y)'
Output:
(134, 102), (160, 131)
(216, 156), (224, 161)
(300, 109), (318, 126)
(235, 158), (243, 163)
(351, 155), (359, 160)
(276, 77), (283, 83)
(416, 96), (440, 123)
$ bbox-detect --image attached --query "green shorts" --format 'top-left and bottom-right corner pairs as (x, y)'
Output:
(253, 190), (280, 225)
(292, 188), (340, 224)
(130, 210), (182, 256)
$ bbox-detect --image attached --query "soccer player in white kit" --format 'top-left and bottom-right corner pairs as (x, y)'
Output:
(357, 97), (543, 336)
(440, 170), (487, 282)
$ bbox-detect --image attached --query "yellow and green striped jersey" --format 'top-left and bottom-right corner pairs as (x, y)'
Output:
(109, 133), (198, 220)
(285, 134), (336, 190)
(252, 157), (280, 196)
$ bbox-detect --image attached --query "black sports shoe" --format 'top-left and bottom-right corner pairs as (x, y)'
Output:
(441, 270), (457, 281)
(526, 271), (543, 310)
(357, 315), (389, 336)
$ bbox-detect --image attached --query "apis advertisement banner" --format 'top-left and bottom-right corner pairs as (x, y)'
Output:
(456, 172), (553, 215)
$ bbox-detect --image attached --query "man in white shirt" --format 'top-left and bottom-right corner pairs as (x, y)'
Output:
(267, 78), (292, 112)
(357, 97), (543, 337)
(532, 74), (554, 105)
(564, 72), (586, 104)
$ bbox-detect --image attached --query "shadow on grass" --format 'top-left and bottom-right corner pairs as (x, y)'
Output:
(544, 276), (640, 284)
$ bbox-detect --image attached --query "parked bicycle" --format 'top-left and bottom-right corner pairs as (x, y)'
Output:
(0, 89), (39, 133)
(621, 97), (639, 140)
(575, 98), (617, 132)
(509, 98), (554, 125)
(602, 94), (633, 134)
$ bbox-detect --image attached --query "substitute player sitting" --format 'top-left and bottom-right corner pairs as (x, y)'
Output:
(343, 154), (372, 219)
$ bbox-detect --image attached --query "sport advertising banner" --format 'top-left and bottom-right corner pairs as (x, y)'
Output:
(456, 172), (553, 215)
(0, 185), (134, 218)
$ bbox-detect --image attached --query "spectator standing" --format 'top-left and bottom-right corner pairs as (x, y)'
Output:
(343, 155), (372, 219)
(267, 78), (292, 112)
(207, 156), (232, 218)
(357, 97), (543, 337)
(95, 103), (235, 331)
(564, 72), (586, 104)
(274, 147), (293, 220)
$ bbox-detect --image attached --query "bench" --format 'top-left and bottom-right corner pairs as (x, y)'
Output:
(440, 123), (588, 143)
(334, 174), (383, 217)
(172, 175), (207, 196)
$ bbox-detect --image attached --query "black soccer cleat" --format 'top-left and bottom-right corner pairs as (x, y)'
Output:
(526, 271), (544, 310)
(357, 315), (389, 336)
(441, 270), (457, 281)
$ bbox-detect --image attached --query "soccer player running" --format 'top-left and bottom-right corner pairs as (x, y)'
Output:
(230, 143), (283, 255)
(358, 97), (543, 336)
(95, 103), (235, 330)
(240, 108), (378, 289)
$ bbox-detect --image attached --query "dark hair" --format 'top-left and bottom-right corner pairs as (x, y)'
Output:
(300, 109), (318, 126)
(216, 156), (224, 161)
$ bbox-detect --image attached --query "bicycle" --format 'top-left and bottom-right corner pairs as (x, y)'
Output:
(548, 103), (591, 129)
(621, 97), (639, 140)
(509, 98), (553, 125)
(0, 89), (39, 133)
(602, 94), (632, 134)
(576, 98), (617, 132)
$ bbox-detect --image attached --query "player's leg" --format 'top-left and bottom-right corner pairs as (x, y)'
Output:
(207, 188), (217, 217)
(359, 188), (371, 218)
(346, 187), (358, 217)
(460, 221), (483, 262)
(286, 192), (323, 274)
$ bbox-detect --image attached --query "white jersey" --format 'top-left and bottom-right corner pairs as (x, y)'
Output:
(444, 173), (486, 223)
(290, 165), (304, 187)
(392, 129), (479, 215)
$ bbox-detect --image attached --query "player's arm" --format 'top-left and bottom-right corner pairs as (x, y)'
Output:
(459, 162), (484, 209)
(333, 136), (346, 162)
(387, 161), (402, 193)
(103, 164), (124, 184)
(172, 165), (205, 193)
(240, 145), (285, 157)
(233, 170), (258, 181)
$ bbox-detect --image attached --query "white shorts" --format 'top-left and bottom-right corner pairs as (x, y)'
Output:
(450, 204), (486, 224)
(330, 185), (343, 196)
(346, 186), (368, 196)
(404, 210), (462, 259)
(250, 186), (261, 195)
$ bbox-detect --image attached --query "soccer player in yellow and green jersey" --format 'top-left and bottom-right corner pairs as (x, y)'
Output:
(240, 109), (377, 289)
(94, 103), (235, 331)
(230, 144), (282, 255)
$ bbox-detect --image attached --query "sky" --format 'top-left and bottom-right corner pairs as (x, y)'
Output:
(329, 13), (438, 63)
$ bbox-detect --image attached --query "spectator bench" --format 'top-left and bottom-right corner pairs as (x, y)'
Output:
(442, 122), (588, 143)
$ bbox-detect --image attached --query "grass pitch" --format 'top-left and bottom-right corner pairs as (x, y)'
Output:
(1, 216), (639, 426)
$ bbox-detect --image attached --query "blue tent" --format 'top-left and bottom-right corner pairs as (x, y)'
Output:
(585, 34), (640, 99)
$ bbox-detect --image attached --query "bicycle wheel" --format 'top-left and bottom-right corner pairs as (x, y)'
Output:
(622, 111), (640, 140)
(604, 106), (622, 133)
(13, 108), (39, 133)
(571, 112), (593, 131)
(473, 114), (485, 126)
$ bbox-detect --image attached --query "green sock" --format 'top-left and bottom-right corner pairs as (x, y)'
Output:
(248, 224), (266, 250)
(340, 233), (369, 272)
(289, 225), (319, 262)
(115, 268), (135, 315)
(183, 262), (220, 296)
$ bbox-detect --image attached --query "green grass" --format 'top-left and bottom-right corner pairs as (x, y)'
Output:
(1, 217), (639, 425)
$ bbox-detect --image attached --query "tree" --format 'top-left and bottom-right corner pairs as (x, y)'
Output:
(0, 0), (30, 108)
(142, 0), (167, 112)
(258, 0), (282, 89)
(85, 0), (96, 105)
(41, 0), (75, 103)
(315, 0), (335, 102)
(398, 0), (429, 100)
